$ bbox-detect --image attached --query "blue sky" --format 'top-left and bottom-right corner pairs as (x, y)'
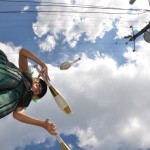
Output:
(0, 0), (150, 150)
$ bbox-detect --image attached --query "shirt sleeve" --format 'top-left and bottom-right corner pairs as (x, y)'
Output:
(17, 91), (33, 107)
(17, 98), (32, 108)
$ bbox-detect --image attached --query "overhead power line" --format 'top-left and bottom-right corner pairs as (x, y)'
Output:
(0, 10), (145, 15)
(4, 49), (150, 54)
(0, 18), (148, 24)
(0, 1), (150, 13)
(0, 1), (148, 53)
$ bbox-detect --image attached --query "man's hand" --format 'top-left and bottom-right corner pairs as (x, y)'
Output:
(38, 64), (50, 81)
(44, 119), (57, 135)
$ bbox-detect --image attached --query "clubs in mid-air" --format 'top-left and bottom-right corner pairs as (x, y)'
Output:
(34, 64), (73, 115)
(60, 57), (81, 70)
(46, 119), (71, 150)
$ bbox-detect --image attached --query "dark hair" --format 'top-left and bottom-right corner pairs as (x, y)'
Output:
(38, 79), (47, 98)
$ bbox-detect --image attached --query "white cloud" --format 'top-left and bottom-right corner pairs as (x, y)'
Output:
(2, 1), (150, 150)
(75, 127), (99, 149)
(22, 6), (30, 12)
(1, 9), (150, 149)
(39, 35), (56, 52)
(32, 0), (149, 51)
(0, 42), (21, 66)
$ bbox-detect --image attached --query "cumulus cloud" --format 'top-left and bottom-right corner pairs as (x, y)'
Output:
(39, 35), (56, 52)
(32, 0), (149, 51)
(2, 8), (150, 150)
(0, 42), (21, 66)
(22, 6), (30, 12)
(75, 127), (99, 149)
(46, 40), (150, 150)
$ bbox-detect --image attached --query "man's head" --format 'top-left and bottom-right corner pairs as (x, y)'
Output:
(32, 78), (47, 99)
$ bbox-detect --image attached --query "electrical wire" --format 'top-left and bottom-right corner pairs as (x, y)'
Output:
(0, 0), (149, 56)
(0, 23), (146, 31)
(0, 2), (149, 13)
(0, 1), (149, 14)
(0, 17), (148, 24)
(0, 0), (149, 12)
(0, 10), (145, 15)
(4, 48), (150, 54)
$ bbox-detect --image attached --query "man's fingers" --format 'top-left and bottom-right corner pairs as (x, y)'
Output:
(38, 68), (50, 81)
(47, 125), (57, 135)
(45, 75), (50, 81)
(45, 119), (57, 135)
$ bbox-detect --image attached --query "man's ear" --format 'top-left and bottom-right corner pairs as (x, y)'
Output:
(32, 95), (39, 100)
(32, 77), (39, 83)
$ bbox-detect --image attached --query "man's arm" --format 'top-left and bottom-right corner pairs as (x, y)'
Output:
(19, 48), (45, 73)
(19, 48), (50, 81)
(13, 107), (57, 135)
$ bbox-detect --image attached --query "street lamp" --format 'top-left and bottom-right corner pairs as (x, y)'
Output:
(129, 0), (150, 6)
(128, 0), (150, 43)
(129, 0), (136, 5)
(127, 22), (150, 43)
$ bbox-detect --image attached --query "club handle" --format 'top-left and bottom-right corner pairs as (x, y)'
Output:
(71, 57), (81, 65)
(34, 64), (51, 87)
(45, 119), (63, 144)
(35, 64), (73, 115)
(55, 134), (63, 144)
